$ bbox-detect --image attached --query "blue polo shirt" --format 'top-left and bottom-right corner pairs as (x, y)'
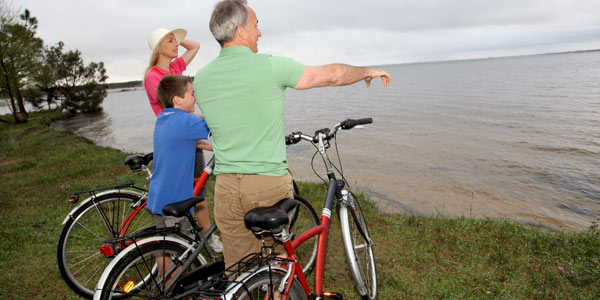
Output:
(148, 108), (210, 214)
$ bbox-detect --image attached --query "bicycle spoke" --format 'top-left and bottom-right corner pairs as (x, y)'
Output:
(81, 260), (109, 286)
(67, 232), (105, 242)
(128, 210), (152, 230)
(71, 218), (106, 240)
(135, 248), (165, 294)
(69, 251), (103, 271)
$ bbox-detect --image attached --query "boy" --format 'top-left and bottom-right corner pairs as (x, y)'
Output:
(148, 74), (210, 236)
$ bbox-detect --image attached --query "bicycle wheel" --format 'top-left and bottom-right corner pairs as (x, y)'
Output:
(97, 240), (206, 300)
(57, 192), (155, 298)
(233, 270), (307, 300)
(289, 196), (319, 275)
(338, 191), (377, 300)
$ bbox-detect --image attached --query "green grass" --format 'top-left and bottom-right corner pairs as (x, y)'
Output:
(1, 111), (599, 299)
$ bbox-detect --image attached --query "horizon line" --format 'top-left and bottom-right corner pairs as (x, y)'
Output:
(106, 48), (600, 84)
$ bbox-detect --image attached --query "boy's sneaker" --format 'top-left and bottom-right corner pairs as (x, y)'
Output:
(208, 234), (223, 253)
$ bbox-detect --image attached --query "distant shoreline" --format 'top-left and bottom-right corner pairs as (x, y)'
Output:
(375, 48), (600, 68)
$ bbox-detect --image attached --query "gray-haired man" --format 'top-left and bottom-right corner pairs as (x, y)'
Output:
(194, 0), (391, 268)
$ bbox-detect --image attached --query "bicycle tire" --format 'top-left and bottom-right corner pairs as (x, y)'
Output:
(57, 192), (155, 298)
(233, 270), (307, 300)
(289, 196), (319, 275)
(338, 191), (377, 300)
(96, 240), (205, 300)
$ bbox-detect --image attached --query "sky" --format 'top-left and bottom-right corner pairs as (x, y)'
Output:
(9, 0), (600, 83)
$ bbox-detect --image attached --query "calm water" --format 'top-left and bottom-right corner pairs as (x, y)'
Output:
(51, 51), (600, 231)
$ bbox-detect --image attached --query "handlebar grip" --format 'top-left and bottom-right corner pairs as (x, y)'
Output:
(285, 132), (302, 145)
(285, 135), (295, 146)
(341, 118), (373, 130)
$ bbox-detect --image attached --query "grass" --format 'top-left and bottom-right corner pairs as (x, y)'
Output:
(1, 111), (599, 299)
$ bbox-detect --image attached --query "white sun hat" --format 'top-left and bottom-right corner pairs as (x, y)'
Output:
(148, 28), (187, 51)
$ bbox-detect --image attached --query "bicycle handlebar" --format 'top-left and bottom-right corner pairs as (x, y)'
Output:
(340, 118), (373, 130)
(285, 117), (373, 145)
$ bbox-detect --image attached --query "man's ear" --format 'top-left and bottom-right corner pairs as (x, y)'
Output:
(235, 25), (247, 40)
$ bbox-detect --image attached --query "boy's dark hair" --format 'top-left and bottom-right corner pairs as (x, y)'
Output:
(157, 74), (193, 108)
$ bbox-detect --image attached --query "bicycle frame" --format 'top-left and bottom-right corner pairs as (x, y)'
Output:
(258, 120), (375, 300)
(69, 156), (216, 260)
(291, 174), (342, 297)
(115, 156), (216, 248)
(279, 132), (347, 298)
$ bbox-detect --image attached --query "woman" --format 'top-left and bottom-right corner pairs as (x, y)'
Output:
(144, 28), (222, 252)
(144, 27), (198, 116)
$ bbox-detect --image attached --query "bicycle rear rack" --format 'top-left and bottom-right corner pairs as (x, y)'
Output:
(69, 181), (145, 204)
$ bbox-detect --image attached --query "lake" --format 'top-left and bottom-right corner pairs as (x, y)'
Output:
(50, 51), (600, 231)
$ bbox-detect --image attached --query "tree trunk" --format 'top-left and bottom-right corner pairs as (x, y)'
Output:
(45, 92), (53, 110)
(8, 93), (21, 123)
(57, 91), (70, 113)
(15, 84), (28, 116)
(0, 57), (22, 123)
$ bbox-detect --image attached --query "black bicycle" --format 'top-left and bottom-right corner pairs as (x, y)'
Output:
(93, 188), (319, 300)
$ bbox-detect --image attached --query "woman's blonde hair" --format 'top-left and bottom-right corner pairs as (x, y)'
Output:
(142, 47), (161, 84)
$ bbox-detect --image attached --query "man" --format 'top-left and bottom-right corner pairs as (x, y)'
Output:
(194, 0), (391, 268)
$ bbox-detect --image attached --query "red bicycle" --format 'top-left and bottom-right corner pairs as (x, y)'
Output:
(227, 118), (378, 300)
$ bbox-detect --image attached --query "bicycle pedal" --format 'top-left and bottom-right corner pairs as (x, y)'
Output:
(322, 291), (343, 300)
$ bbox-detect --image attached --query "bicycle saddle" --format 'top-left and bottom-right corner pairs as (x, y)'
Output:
(123, 153), (153, 171)
(244, 198), (297, 234)
(162, 196), (206, 217)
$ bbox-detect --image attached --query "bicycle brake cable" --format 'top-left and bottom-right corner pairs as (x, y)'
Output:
(334, 135), (344, 177)
(306, 139), (326, 184)
(332, 135), (350, 188)
(310, 149), (327, 184)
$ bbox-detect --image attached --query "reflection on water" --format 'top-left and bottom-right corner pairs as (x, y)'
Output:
(52, 52), (600, 231)
(52, 112), (114, 144)
(52, 88), (156, 153)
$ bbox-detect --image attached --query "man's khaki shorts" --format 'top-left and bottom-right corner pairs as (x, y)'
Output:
(213, 171), (293, 269)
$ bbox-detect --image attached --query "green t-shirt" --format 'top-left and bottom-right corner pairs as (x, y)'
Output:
(194, 46), (305, 176)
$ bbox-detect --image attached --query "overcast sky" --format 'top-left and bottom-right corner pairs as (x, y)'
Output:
(10, 0), (600, 83)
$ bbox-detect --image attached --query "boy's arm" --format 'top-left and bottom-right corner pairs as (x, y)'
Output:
(196, 140), (213, 151)
(192, 114), (211, 151)
(186, 112), (211, 150)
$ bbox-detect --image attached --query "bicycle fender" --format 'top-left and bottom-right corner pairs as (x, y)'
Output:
(61, 189), (146, 225)
(222, 265), (289, 300)
(92, 235), (192, 300)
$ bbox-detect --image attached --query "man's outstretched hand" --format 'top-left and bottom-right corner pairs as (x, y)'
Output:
(365, 68), (391, 87)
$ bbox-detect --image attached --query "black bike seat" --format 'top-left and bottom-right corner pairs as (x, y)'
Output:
(244, 198), (297, 234)
(123, 153), (153, 171)
(162, 196), (206, 217)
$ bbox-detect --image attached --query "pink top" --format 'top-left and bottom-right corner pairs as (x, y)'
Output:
(144, 57), (187, 116)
